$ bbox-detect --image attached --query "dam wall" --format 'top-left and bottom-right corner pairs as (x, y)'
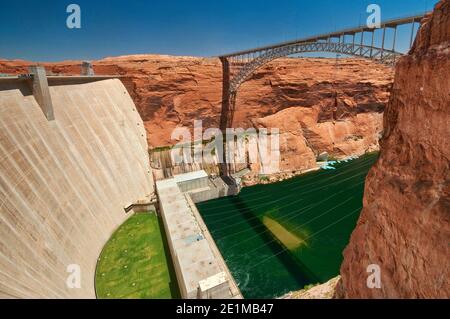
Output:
(0, 77), (154, 298)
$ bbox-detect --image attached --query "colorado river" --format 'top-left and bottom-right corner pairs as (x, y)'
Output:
(197, 153), (379, 299)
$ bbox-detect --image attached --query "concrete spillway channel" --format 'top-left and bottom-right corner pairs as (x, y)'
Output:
(156, 171), (242, 299)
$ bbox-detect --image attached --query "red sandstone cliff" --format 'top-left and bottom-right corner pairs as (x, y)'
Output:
(0, 56), (393, 174)
(339, 0), (450, 298)
(240, 59), (391, 173)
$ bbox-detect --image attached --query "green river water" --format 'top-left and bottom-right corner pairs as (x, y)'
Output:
(196, 153), (379, 299)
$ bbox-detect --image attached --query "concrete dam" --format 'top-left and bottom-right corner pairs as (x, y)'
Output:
(0, 74), (154, 298)
(1, 0), (448, 301)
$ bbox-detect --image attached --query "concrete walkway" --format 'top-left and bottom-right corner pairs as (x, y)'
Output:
(156, 172), (242, 299)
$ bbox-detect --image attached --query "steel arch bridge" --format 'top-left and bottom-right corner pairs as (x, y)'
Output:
(217, 14), (426, 133)
(216, 13), (427, 176)
(225, 42), (401, 93)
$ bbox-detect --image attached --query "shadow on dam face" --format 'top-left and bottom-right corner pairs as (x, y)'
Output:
(0, 79), (33, 96)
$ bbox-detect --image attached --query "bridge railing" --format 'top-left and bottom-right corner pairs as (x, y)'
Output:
(220, 13), (426, 59)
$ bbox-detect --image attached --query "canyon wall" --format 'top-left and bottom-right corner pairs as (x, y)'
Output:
(0, 57), (393, 174)
(0, 78), (154, 298)
(339, 0), (450, 298)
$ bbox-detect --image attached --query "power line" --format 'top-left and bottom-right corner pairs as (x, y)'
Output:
(206, 175), (366, 244)
(205, 168), (370, 230)
(198, 155), (375, 214)
(225, 195), (356, 254)
(248, 206), (362, 270)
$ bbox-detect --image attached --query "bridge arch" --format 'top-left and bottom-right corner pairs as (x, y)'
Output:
(227, 42), (400, 94)
(220, 14), (425, 100)
(217, 14), (426, 175)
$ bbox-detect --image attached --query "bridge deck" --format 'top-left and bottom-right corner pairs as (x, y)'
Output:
(219, 13), (426, 58)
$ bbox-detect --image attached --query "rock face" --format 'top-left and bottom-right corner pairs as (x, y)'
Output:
(282, 276), (341, 299)
(339, 0), (450, 298)
(0, 57), (393, 174)
(253, 102), (384, 173)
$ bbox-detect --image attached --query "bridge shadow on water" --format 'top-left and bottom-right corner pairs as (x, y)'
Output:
(199, 153), (380, 298)
(226, 194), (321, 287)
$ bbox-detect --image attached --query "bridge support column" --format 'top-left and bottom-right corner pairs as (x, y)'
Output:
(409, 19), (416, 48)
(352, 34), (355, 52)
(381, 27), (386, 60)
(392, 26), (398, 63)
(370, 31), (375, 57)
(392, 26), (398, 51)
(219, 57), (237, 176)
(360, 31), (364, 56)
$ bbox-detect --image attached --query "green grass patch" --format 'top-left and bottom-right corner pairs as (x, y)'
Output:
(95, 212), (179, 299)
(150, 145), (173, 153)
(303, 282), (320, 290)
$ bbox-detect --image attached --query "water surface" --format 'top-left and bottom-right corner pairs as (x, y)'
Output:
(197, 153), (378, 299)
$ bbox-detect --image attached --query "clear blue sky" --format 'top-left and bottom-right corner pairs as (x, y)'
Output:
(0, 0), (439, 61)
